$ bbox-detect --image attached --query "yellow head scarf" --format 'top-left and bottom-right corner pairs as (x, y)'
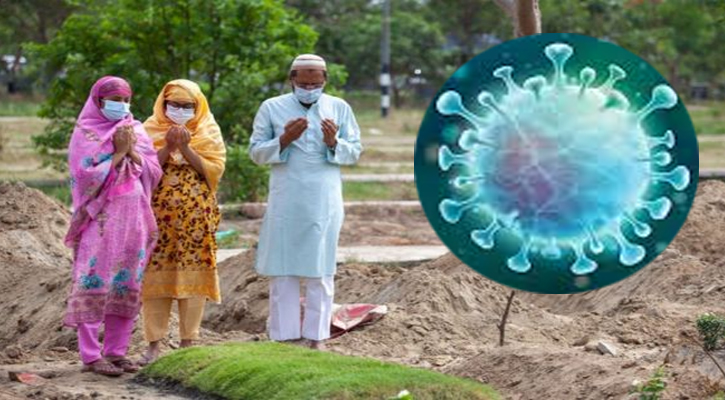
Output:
(144, 79), (226, 192)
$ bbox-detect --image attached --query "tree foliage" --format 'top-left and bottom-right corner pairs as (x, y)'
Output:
(28, 0), (349, 201)
(538, 0), (725, 94)
(288, 0), (447, 106)
(697, 313), (725, 351)
(29, 0), (347, 150)
(0, 0), (74, 51)
(0, 0), (75, 92)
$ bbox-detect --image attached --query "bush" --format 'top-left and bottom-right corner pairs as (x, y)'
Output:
(218, 144), (269, 203)
(697, 313), (725, 351)
(28, 0), (347, 199)
(632, 366), (667, 400)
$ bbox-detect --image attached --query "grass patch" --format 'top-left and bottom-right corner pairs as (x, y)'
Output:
(697, 140), (725, 151)
(361, 148), (414, 163)
(0, 97), (43, 117)
(139, 342), (499, 400)
(342, 164), (414, 175)
(23, 180), (417, 206)
(690, 102), (725, 135)
(0, 116), (65, 181)
(216, 230), (241, 249)
(35, 184), (72, 206)
(343, 181), (417, 201)
(215, 230), (257, 249)
(356, 108), (425, 137)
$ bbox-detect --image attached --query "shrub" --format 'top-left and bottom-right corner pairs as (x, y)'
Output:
(218, 144), (269, 203)
(697, 313), (725, 351)
(632, 366), (667, 400)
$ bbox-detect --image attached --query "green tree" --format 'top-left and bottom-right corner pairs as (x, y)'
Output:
(340, 6), (447, 106)
(428, 0), (513, 65)
(289, 0), (447, 107)
(285, 0), (370, 68)
(539, 0), (620, 39)
(30, 0), (344, 201)
(0, 0), (75, 93)
(613, 0), (724, 96)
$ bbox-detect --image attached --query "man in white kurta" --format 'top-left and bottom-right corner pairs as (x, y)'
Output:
(249, 54), (362, 349)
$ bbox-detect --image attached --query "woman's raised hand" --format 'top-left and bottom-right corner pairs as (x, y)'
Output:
(113, 126), (134, 155)
(166, 127), (181, 151)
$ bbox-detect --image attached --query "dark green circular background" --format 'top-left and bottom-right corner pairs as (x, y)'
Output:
(414, 33), (699, 294)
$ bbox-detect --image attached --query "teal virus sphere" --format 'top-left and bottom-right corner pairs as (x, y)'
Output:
(415, 33), (699, 294)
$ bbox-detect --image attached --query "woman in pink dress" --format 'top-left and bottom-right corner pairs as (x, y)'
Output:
(63, 76), (162, 376)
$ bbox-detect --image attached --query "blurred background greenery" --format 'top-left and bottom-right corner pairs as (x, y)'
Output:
(0, 0), (723, 203)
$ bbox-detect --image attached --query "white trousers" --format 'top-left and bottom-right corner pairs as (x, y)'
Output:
(268, 275), (335, 341)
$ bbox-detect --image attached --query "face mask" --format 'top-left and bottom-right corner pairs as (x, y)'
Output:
(166, 105), (195, 125)
(294, 87), (323, 104)
(101, 100), (131, 121)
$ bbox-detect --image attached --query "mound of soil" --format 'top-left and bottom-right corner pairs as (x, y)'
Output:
(203, 247), (411, 335)
(4, 180), (725, 400)
(210, 251), (572, 368)
(669, 180), (725, 264)
(517, 248), (712, 315)
(0, 182), (252, 365)
(0, 182), (73, 356)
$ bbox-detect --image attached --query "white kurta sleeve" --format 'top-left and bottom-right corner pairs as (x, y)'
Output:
(326, 103), (363, 165)
(249, 102), (291, 165)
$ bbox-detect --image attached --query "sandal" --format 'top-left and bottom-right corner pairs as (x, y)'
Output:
(137, 351), (158, 367)
(108, 357), (140, 373)
(81, 359), (124, 377)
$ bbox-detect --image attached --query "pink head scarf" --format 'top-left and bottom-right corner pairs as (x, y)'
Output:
(65, 76), (162, 247)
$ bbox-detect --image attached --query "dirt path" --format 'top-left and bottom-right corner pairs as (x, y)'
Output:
(0, 360), (197, 400)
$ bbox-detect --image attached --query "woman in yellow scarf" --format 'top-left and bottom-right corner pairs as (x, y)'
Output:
(140, 79), (226, 364)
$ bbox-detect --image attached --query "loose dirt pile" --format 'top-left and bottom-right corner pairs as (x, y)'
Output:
(0, 182), (74, 358)
(204, 246), (411, 335)
(4, 180), (725, 400)
(669, 179), (725, 265)
(209, 181), (725, 399)
(0, 182), (251, 365)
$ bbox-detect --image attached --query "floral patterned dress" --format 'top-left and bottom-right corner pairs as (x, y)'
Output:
(142, 159), (221, 302)
(64, 169), (159, 326)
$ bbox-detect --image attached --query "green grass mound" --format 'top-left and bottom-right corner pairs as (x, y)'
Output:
(139, 342), (499, 400)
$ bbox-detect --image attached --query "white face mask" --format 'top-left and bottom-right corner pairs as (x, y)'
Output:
(101, 100), (131, 121)
(294, 87), (323, 104)
(165, 105), (195, 125)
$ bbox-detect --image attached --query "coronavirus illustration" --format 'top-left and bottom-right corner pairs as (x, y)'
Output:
(415, 33), (699, 294)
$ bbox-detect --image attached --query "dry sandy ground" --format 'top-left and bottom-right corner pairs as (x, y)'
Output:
(3, 180), (725, 399)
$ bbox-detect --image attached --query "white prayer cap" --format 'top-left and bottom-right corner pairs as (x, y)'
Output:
(290, 54), (327, 71)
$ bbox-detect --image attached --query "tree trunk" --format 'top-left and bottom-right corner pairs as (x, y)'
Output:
(489, 0), (541, 348)
(498, 290), (516, 346)
(515, 0), (541, 36)
(492, 0), (541, 38)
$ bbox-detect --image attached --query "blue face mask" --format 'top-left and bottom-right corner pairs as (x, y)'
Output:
(101, 100), (131, 121)
(294, 87), (323, 104)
